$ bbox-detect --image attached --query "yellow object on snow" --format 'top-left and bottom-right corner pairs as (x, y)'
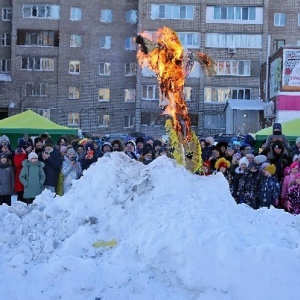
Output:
(93, 239), (117, 248)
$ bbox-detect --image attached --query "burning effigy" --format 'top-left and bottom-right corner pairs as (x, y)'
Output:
(136, 27), (216, 173)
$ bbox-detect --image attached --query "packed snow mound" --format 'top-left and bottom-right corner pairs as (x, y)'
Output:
(1, 153), (300, 300)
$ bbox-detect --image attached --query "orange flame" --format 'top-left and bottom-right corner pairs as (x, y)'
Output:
(136, 27), (191, 142)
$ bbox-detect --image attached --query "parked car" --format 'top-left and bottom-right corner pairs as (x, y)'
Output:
(102, 133), (131, 144)
(213, 133), (245, 145)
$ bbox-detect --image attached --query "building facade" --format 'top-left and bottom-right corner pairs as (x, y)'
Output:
(1, 0), (300, 138)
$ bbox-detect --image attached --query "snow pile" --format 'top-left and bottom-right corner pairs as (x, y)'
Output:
(1, 153), (300, 300)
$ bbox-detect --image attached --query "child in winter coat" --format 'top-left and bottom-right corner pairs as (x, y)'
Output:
(281, 161), (299, 208)
(258, 164), (280, 208)
(286, 172), (300, 214)
(62, 148), (82, 194)
(232, 157), (249, 203)
(0, 153), (14, 206)
(19, 152), (45, 205)
(237, 162), (260, 209)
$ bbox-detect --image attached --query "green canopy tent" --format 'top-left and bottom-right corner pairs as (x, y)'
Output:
(255, 118), (300, 145)
(0, 110), (78, 148)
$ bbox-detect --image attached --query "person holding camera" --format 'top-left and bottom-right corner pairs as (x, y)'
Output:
(38, 139), (62, 193)
(61, 148), (82, 194)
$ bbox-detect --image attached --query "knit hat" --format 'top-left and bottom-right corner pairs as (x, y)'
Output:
(265, 164), (276, 175)
(67, 148), (76, 156)
(272, 141), (284, 150)
(296, 137), (300, 144)
(44, 139), (53, 147)
(125, 140), (136, 150)
(101, 142), (113, 152)
(255, 155), (267, 165)
(261, 162), (270, 170)
(273, 123), (282, 132)
(28, 152), (38, 160)
(144, 136), (154, 144)
(248, 162), (259, 170)
(232, 153), (242, 161)
(239, 157), (249, 167)
(293, 154), (300, 162)
(290, 161), (299, 170)
(60, 145), (68, 154)
(205, 136), (214, 145)
(0, 153), (8, 159)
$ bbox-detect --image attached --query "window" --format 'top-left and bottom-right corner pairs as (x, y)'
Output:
(142, 85), (159, 100)
(98, 88), (110, 101)
(99, 63), (111, 75)
(70, 34), (82, 47)
(274, 13), (285, 26)
(1, 59), (10, 73)
(216, 60), (251, 76)
(126, 10), (138, 23)
(99, 114), (110, 127)
(68, 113), (79, 125)
(213, 7), (255, 21)
(124, 115), (135, 128)
(141, 112), (165, 126)
(124, 63), (137, 76)
(69, 60), (80, 74)
(68, 87), (80, 100)
(204, 87), (251, 102)
(204, 114), (225, 130)
(1, 33), (11, 46)
(22, 57), (55, 71)
(273, 39), (285, 52)
(125, 37), (136, 50)
(297, 40), (300, 46)
(100, 36), (111, 49)
(206, 33), (262, 48)
(100, 9), (112, 23)
(25, 83), (47, 97)
(22, 5), (60, 19)
(2, 8), (12, 21)
(151, 5), (194, 20)
(183, 87), (192, 101)
(124, 89), (136, 102)
(17, 30), (59, 46)
(178, 32), (200, 48)
(298, 14), (300, 26)
(70, 7), (82, 21)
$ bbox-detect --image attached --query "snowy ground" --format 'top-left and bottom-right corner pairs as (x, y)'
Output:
(1, 153), (300, 300)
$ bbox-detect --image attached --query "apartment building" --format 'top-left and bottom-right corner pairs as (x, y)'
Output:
(1, 0), (300, 138)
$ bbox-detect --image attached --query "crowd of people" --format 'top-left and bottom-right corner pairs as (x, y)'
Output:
(200, 123), (300, 215)
(0, 122), (300, 215)
(0, 133), (170, 206)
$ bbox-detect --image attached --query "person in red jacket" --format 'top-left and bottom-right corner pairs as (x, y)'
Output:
(13, 147), (28, 202)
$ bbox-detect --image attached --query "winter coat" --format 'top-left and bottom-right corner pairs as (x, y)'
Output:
(38, 148), (62, 187)
(13, 153), (27, 192)
(0, 162), (14, 196)
(258, 175), (280, 208)
(268, 150), (292, 183)
(81, 155), (97, 170)
(291, 145), (300, 160)
(286, 183), (300, 215)
(231, 167), (247, 201)
(281, 173), (297, 205)
(264, 133), (290, 152)
(19, 159), (45, 199)
(61, 157), (82, 194)
(237, 170), (260, 209)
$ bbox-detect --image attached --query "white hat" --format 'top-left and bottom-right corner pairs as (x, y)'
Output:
(28, 152), (38, 160)
(239, 157), (249, 167)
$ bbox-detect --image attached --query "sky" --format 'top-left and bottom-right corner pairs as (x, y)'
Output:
(1, 153), (300, 300)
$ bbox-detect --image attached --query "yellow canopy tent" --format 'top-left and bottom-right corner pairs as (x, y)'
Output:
(255, 118), (300, 144)
(0, 110), (78, 147)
